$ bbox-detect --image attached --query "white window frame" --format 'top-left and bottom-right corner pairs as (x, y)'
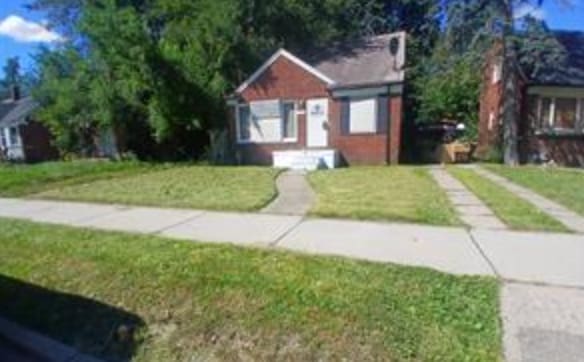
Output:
(349, 97), (378, 134)
(536, 97), (583, 132)
(236, 104), (252, 144)
(235, 100), (298, 144)
(281, 101), (298, 142)
(8, 127), (20, 147)
(0, 128), (6, 148)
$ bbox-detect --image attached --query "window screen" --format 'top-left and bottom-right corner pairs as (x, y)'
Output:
(238, 106), (251, 141)
(541, 97), (552, 127)
(349, 98), (377, 133)
(554, 98), (578, 129)
(282, 102), (297, 139)
(9, 127), (19, 146)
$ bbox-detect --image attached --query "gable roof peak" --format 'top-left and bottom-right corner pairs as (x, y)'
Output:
(234, 48), (336, 94)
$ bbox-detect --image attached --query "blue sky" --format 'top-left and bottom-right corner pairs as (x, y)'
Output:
(0, 0), (583, 74)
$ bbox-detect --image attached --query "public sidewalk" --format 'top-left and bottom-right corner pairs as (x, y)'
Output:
(2, 197), (584, 361)
(1, 197), (583, 288)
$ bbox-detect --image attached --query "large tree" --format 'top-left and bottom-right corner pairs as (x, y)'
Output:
(481, 0), (568, 165)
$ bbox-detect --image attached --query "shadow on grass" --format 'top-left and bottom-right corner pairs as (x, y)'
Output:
(0, 275), (145, 362)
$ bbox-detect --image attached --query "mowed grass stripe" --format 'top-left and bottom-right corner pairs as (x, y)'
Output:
(484, 164), (584, 217)
(35, 166), (281, 212)
(449, 167), (568, 232)
(0, 218), (501, 361)
(308, 166), (461, 226)
(0, 160), (151, 197)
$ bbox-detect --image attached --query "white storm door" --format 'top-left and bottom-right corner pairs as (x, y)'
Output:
(306, 98), (329, 147)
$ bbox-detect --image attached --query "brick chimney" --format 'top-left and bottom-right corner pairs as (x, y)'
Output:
(11, 85), (20, 102)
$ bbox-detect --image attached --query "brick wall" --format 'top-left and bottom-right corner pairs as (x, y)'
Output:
(232, 55), (403, 165)
(477, 44), (503, 159)
(19, 121), (58, 162)
(328, 98), (388, 165)
(519, 96), (584, 166)
(523, 135), (584, 167)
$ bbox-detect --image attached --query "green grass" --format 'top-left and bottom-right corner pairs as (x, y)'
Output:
(308, 166), (460, 225)
(0, 219), (501, 361)
(0, 160), (150, 197)
(449, 167), (568, 232)
(36, 166), (281, 212)
(485, 164), (584, 216)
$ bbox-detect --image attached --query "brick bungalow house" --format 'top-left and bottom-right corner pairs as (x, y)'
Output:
(0, 87), (58, 162)
(478, 31), (584, 167)
(227, 32), (406, 169)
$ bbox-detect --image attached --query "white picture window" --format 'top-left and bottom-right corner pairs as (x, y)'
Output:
(236, 100), (297, 143)
(349, 98), (377, 134)
(250, 118), (282, 142)
(536, 97), (582, 131)
(8, 127), (19, 146)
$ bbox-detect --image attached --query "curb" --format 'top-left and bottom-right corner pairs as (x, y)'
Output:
(0, 316), (103, 362)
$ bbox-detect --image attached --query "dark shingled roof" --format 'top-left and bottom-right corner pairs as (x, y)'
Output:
(529, 31), (584, 86)
(301, 32), (406, 88)
(0, 97), (38, 128)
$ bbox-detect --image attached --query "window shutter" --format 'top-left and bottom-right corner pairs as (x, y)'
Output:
(377, 96), (389, 134)
(340, 98), (350, 135)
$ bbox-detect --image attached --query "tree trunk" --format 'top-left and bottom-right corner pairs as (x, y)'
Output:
(501, 41), (520, 166)
(501, 3), (520, 166)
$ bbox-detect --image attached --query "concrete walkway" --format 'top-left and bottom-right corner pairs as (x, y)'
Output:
(429, 166), (507, 230)
(261, 170), (315, 216)
(475, 166), (584, 233)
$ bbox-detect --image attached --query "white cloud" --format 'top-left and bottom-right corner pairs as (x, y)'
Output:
(0, 15), (63, 43)
(515, 3), (546, 20)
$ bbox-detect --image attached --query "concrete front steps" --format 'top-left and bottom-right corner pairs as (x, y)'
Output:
(273, 149), (339, 170)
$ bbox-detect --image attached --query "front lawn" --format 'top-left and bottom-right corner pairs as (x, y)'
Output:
(449, 167), (568, 232)
(485, 164), (584, 216)
(36, 166), (281, 212)
(0, 219), (501, 361)
(309, 167), (460, 225)
(0, 160), (149, 197)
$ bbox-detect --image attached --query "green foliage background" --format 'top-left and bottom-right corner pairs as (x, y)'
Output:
(19, 0), (565, 160)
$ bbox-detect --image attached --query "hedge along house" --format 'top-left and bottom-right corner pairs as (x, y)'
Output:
(227, 32), (406, 169)
(478, 31), (584, 167)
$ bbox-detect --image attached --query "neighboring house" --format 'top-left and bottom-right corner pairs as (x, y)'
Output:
(478, 31), (584, 167)
(0, 87), (58, 162)
(227, 32), (406, 169)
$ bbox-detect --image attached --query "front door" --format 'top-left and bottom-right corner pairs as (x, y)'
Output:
(306, 98), (329, 148)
